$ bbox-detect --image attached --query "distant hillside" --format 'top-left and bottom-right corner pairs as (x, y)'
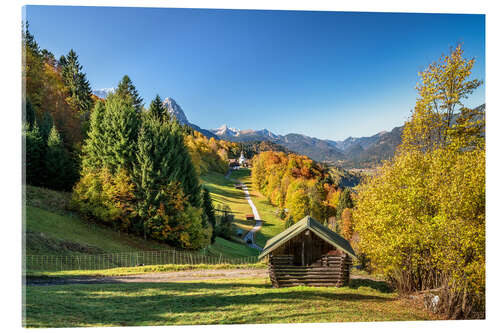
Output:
(332, 126), (404, 169)
(237, 140), (290, 160)
(211, 127), (345, 162)
(164, 99), (485, 169)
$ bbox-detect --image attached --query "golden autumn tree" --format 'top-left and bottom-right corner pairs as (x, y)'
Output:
(354, 44), (485, 319)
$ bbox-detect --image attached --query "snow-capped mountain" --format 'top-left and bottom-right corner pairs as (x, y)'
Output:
(213, 124), (240, 137)
(92, 88), (115, 99)
(210, 126), (279, 140)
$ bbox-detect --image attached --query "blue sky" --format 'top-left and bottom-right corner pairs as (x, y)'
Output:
(25, 6), (485, 140)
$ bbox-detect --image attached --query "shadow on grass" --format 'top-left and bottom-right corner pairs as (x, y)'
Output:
(25, 281), (394, 327)
(349, 278), (393, 293)
(203, 185), (246, 201)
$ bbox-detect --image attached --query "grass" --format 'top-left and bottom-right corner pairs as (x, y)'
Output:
(26, 263), (267, 278)
(24, 277), (438, 327)
(200, 171), (255, 234)
(205, 236), (260, 257)
(25, 185), (258, 260)
(25, 205), (171, 256)
(229, 168), (286, 248)
(25, 185), (172, 256)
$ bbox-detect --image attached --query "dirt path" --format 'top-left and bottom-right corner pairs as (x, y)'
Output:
(26, 269), (380, 286)
(225, 169), (263, 251)
(26, 268), (268, 286)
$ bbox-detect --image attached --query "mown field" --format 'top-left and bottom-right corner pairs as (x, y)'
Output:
(230, 169), (286, 248)
(24, 277), (438, 327)
(27, 263), (266, 278)
(201, 169), (286, 248)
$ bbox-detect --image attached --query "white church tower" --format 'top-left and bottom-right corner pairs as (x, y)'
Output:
(238, 151), (246, 166)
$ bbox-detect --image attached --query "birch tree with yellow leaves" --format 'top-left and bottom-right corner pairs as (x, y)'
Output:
(354, 44), (485, 319)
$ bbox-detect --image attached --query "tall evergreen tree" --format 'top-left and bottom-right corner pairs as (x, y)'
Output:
(201, 188), (216, 242)
(336, 188), (353, 220)
(116, 75), (143, 112)
(101, 92), (141, 173)
(24, 122), (45, 187)
(59, 49), (94, 131)
(23, 98), (36, 127)
(148, 94), (168, 121)
(38, 111), (53, 142)
(44, 125), (71, 190)
(133, 116), (206, 240)
(22, 21), (39, 55)
(81, 100), (107, 171)
(170, 120), (201, 207)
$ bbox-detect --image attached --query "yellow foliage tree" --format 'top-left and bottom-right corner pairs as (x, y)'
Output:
(354, 44), (484, 319)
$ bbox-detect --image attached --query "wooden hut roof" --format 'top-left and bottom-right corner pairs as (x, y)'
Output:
(258, 215), (357, 260)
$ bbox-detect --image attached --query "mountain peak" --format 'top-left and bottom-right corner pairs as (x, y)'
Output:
(213, 124), (239, 136)
(163, 97), (188, 125)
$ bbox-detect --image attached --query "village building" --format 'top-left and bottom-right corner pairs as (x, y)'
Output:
(238, 151), (247, 167)
(228, 158), (239, 169)
(258, 215), (356, 288)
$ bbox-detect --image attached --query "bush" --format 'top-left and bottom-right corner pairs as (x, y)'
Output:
(354, 147), (485, 318)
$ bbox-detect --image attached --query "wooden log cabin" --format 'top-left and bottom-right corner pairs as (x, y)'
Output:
(258, 215), (356, 288)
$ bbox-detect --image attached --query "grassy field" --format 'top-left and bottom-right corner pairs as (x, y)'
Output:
(25, 205), (170, 256)
(24, 277), (438, 327)
(204, 236), (260, 257)
(200, 171), (255, 233)
(26, 263), (266, 278)
(25, 185), (257, 259)
(229, 169), (286, 248)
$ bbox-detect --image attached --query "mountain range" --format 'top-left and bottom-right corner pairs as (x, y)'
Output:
(161, 98), (404, 168)
(94, 94), (483, 169)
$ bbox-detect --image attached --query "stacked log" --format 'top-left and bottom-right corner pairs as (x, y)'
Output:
(268, 254), (352, 288)
(268, 254), (294, 287)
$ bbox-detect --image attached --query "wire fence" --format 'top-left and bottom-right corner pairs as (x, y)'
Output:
(25, 249), (260, 272)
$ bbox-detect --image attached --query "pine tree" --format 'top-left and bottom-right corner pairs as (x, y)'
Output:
(336, 188), (353, 220)
(22, 21), (39, 55)
(202, 188), (216, 242)
(116, 75), (143, 112)
(101, 92), (141, 173)
(148, 94), (168, 121)
(24, 121), (45, 187)
(44, 125), (71, 190)
(134, 116), (205, 241)
(38, 111), (53, 143)
(59, 49), (94, 118)
(82, 100), (107, 171)
(164, 120), (201, 207)
(24, 98), (36, 126)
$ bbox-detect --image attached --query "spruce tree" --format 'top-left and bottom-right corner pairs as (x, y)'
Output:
(44, 125), (71, 190)
(82, 100), (107, 171)
(59, 49), (94, 117)
(170, 120), (201, 207)
(24, 98), (36, 127)
(336, 187), (353, 220)
(22, 21), (39, 55)
(149, 94), (167, 121)
(101, 92), (141, 174)
(116, 75), (143, 112)
(202, 188), (216, 242)
(24, 121), (45, 187)
(38, 111), (53, 143)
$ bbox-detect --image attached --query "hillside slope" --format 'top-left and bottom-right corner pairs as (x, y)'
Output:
(24, 186), (258, 258)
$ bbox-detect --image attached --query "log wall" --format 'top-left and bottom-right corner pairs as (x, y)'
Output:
(268, 253), (352, 288)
